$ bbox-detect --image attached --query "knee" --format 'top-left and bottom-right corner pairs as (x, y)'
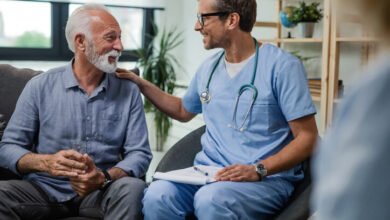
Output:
(194, 186), (227, 212)
(143, 181), (166, 204)
(110, 177), (146, 198)
(142, 180), (173, 208)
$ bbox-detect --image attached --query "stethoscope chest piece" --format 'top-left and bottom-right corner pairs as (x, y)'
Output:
(200, 90), (211, 103)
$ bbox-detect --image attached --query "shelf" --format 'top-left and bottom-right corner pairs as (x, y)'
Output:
(254, 21), (278, 28)
(258, 38), (323, 43)
(336, 37), (379, 42)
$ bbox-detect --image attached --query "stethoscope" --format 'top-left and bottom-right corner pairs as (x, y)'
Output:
(200, 37), (259, 132)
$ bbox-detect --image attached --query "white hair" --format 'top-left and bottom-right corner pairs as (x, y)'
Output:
(65, 3), (111, 52)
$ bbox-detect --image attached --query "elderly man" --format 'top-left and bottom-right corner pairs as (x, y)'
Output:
(0, 3), (151, 220)
(117, 0), (318, 219)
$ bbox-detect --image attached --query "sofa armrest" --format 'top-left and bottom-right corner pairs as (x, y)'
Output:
(275, 185), (312, 220)
(155, 125), (205, 173)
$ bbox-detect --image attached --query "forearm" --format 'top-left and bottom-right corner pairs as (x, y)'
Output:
(261, 115), (318, 176)
(136, 77), (196, 122)
(261, 134), (316, 176)
(17, 153), (49, 174)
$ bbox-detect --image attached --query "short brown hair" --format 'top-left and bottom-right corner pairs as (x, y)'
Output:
(213, 0), (257, 32)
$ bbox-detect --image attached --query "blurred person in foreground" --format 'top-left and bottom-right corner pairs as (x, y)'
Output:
(0, 3), (151, 219)
(312, 0), (390, 219)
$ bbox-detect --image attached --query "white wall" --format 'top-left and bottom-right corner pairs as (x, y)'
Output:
(147, 0), (211, 152)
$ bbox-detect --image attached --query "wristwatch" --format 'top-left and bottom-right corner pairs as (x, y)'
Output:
(253, 163), (267, 181)
(100, 170), (112, 190)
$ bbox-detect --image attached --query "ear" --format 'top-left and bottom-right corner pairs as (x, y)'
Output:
(226, 12), (240, 30)
(74, 33), (87, 52)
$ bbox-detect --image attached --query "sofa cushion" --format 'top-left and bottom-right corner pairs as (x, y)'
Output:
(0, 64), (42, 125)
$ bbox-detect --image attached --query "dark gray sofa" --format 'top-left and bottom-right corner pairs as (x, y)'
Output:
(156, 126), (313, 220)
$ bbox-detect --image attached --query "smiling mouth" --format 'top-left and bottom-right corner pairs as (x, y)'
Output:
(108, 56), (117, 63)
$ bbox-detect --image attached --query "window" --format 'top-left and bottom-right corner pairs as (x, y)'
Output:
(0, 1), (160, 61)
(0, 1), (52, 48)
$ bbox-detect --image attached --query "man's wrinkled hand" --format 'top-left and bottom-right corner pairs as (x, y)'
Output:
(44, 150), (87, 178)
(69, 154), (105, 197)
(214, 164), (260, 182)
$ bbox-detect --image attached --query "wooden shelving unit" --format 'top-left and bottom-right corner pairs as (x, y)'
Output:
(254, 0), (331, 133)
(326, 1), (378, 129)
(254, 0), (377, 133)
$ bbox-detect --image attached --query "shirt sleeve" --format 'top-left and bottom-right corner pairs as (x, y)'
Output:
(0, 80), (39, 175)
(182, 68), (203, 114)
(114, 86), (152, 178)
(274, 57), (316, 121)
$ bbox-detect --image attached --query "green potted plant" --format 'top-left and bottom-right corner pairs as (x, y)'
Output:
(288, 2), (323, 38)
(136, 25), (183, 152)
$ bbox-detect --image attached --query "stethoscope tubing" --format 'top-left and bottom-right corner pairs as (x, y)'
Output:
(201, 37), (260, 132)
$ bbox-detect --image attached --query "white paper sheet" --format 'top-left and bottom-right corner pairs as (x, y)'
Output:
(153, 165), (223, 185)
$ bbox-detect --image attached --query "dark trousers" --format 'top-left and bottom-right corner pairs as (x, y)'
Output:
(0, 177), (146, 220)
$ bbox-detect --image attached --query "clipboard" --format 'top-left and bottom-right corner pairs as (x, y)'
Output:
(153, 165), (223, 185)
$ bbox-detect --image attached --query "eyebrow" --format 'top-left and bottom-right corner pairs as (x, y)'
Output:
(103, 30), (120, 37)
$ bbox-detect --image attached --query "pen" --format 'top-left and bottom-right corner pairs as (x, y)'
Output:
(193, 166), (209, 176)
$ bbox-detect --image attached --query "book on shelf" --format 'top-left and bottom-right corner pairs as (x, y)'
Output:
(308, 78), (321, 86)
(307, 78), (345, 99)
(309, 88), (321, 94)
(309, 85), (321, 90)
(308, 78), (344, 86)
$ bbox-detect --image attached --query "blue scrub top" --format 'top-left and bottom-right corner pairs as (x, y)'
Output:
(182, 43), (316, 182)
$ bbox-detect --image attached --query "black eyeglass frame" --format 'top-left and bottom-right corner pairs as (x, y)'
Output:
(197, 12), (230, 26)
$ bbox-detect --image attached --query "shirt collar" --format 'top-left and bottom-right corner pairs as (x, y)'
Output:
(63, 59), (109, 91)
(96, 73), (109, 93)
(63, 59), (79, 89)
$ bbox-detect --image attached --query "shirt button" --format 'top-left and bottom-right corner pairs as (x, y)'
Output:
(86, 116), (91, 121)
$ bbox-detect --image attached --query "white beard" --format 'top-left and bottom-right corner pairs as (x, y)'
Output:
(85, 42), (121, 74)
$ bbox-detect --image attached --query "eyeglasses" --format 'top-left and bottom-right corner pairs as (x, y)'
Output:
(197, 12), (230, 26)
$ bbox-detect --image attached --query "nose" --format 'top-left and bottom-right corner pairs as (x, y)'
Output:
(113, 38), (124, 52)
(194, 20), (202, 31)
